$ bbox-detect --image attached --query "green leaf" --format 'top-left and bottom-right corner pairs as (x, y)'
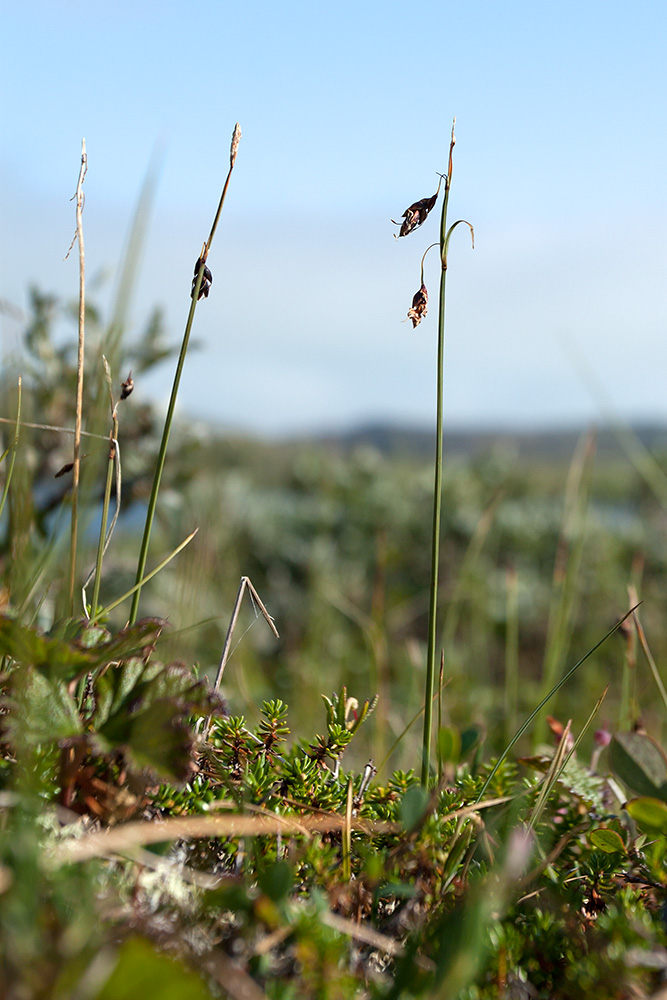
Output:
(438, 726), (461, 764)
(259, 860), (293, 902)
(93, 660), (219, 782)
(0, 615), (93, 683)
(77, 622), (111, 649)
(96, 937), (212, 1000)
(610, 732), (667, 800)
(376, 879), (418, 901)
(625, 796), (667, 835)
(460, 724), (483, 757)
(400, 785), (429, 832)
(5, 667), (82, 746)
(90, 617), (168, 666)
(589, 828), (626, 854)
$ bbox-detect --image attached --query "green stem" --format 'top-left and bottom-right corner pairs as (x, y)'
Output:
(128, 125), (240, 624)
(128, 287), (201, 624)
(421, 126), (455, 786)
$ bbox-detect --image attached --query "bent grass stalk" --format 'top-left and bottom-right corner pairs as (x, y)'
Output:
(129, 123), (241, 625)
(67, 139), (87, 613)
(86, 359), (122, 622)
(88, 428), (116, 620)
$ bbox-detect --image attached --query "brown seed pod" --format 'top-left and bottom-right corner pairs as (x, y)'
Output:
(120, 372), (134, 400)
(407, 284), (428, 328)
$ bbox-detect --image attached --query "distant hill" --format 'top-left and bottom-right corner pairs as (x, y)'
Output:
(306, 422), (667, 462)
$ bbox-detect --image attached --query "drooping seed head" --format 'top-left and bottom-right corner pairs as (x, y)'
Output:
(407, 284), (428, 328)
(392, 175), (443, 238)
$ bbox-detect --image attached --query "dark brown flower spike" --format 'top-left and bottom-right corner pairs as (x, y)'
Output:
(55, 454), (89, 478)
(407, 284), (428, 328)
(392, 175), (444, 238)
(191, 257), (213, 300)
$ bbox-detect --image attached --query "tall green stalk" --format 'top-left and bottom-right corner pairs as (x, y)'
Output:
(420, 123), (474, 785)
(129, 124), (241, 625)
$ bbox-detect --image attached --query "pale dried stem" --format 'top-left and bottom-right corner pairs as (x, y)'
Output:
(213, 576), (279, 695)
(68, 139), (87, 610)
(202, 575), (278, 740)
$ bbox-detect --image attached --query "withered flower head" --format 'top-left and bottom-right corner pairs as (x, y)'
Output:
(407, 284), (428, 328)
(120, 371), (134, 401)
(392, 176), (443, 238)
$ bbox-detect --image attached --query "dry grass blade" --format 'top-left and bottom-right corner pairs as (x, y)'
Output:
(320, 911), (406, 959)
(528, 686), (607, 830)
(56, 796), (515, 864)
(67, 138), (88, 611)
(342, 776), (353, 880)
(203, 576), (279, 737)
(100, 527), (199, 616)
(527, 720), (573, 830)
(211, 576), (278, 655)
(56, 812), (402, 863)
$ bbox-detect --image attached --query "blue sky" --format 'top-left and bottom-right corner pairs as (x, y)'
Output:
(2, 1), (666, 434)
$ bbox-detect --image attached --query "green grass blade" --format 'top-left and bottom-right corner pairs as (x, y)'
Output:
(103, 528), (198, 618)
(0, 377), (21, 523)
(476, 607), (638, 803)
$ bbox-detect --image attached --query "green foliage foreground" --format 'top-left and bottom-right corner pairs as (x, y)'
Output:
(2, 604), (667, 999)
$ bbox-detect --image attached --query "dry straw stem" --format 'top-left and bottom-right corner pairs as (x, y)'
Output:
(84, 357), (123, 620)
(56, 795), (511, 865)
(57, 812), (400, 863)
(81, 430), (121, 616)
(203, 122), (242, 262)
(66, 139), (88, 612)
(342, 776), (354, 880)
(0, 418), (109, 441)
(203, 575), (278, 739)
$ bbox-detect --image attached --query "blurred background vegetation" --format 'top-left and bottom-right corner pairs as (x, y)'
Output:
(3, 284), (667, 776)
